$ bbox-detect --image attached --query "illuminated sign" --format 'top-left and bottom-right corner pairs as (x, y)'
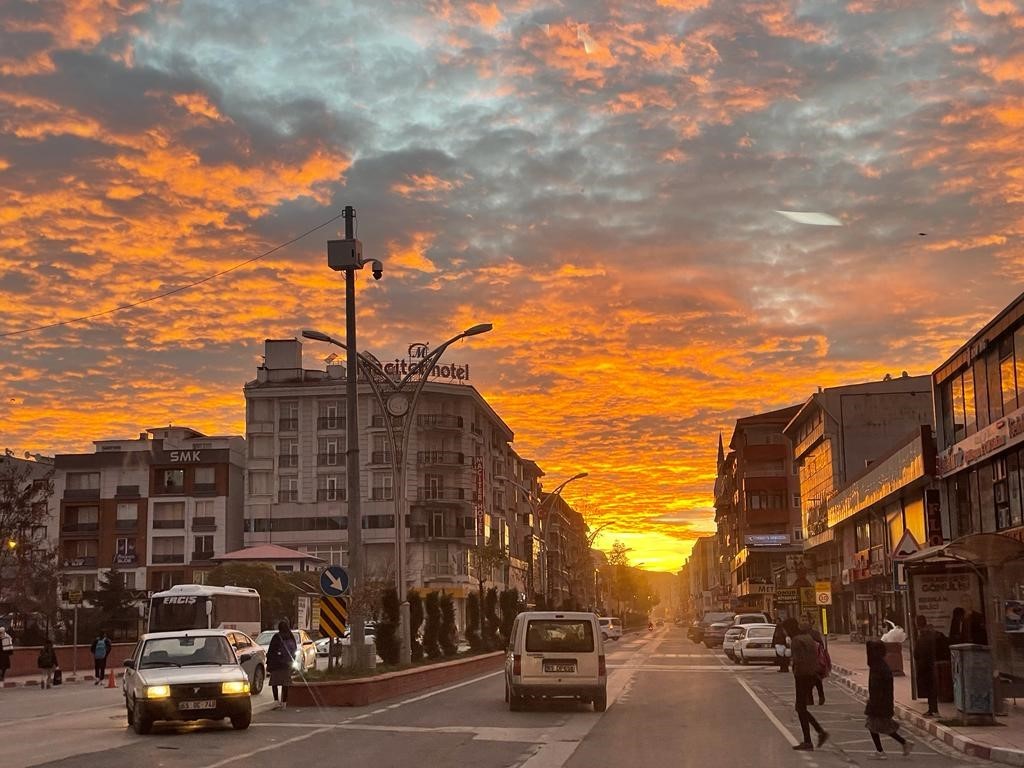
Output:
(936, 404), (1024, 477)
(380, 343), (471, 383)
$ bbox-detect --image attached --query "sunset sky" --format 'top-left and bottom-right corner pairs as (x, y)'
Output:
(2, 0), (1023, 572)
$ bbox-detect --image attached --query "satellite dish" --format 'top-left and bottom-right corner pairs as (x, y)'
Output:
(324, 353), (339, 364)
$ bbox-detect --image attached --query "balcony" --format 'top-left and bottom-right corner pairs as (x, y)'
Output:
(61, 522), (99, 534)
(62, 556), (98, 568)
(370, 487), (394, 501)
(279, 454), (299, 468)
(152, 484), (184, 496)
(192, 516), (217, 532)
(416, 451), (465, 466)
(115, 485), (140, 498)
(317, 416), (345, 430)
(416, 487), (470, 502)
(152, 554), (185, 564)
(64, 488), (100, 501)
(278, 489), (299, 503)
(191, 551), (215, 562)
(417, 414), (463, 430)
(115, 519), (138, 531)
(316, 488), (346, 502)
(369, 451), (393, 465)
(317, 453), (344, 467)
(152, 519), (185, 529)
(194, 483), (218, 496)
(279, 418), (299, 432)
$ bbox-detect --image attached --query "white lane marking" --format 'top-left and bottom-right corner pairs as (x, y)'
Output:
(736, 677), (800, 747)
(252, 721), (551, 742)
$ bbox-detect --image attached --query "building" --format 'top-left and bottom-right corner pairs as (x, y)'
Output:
(715, 406), (802, 613)
(53, 426), (246, 599)
(242, 338), (534, 627)
(684, 535), (721, 615)
(784, 375), (933, 632)
(541, 492), (593, 609)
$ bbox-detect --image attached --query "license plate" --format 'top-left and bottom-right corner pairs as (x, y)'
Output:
(749, 643), (767, 649)
(178, 699), (217, 711)
(544, 662), (576, 673)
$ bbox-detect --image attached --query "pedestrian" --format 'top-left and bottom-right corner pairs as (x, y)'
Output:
(789, 619), (829, 751)
(267, 619), (297, 710)
(90, 630), (112, 685)
(914, 614), (938, 716)
(0, 625), (12, 683)
(808, 624), (828, 706)
(37, 639), (56, 689)
(772, 620), (790, 673)
(864, 640), (914, 759)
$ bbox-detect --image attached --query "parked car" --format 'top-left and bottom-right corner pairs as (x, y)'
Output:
(690, 611), (734, 644)
(255, 629), (317, 672)
(598, 617), (623, 641)
(703, 620), (733, 648)
(122, 629), (253, 734)
(735, 624), (779, 664)
(505, 611), (607, 712)
(224, 630), (267, 694)
(722, 626), (747, 661)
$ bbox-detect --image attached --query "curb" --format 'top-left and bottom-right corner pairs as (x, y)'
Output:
(829, 663), (1024, 767)
(2, 672), (126, 689)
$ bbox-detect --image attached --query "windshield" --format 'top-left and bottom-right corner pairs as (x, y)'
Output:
(746, 628), (775, 639)
(139, 636), (234, 667)
(525, 620), (595, 654)
(149, 597), (209, 633)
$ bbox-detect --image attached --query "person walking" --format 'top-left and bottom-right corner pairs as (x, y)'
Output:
(773, 620), (790, 673)
(914, 614), (938, 716)
(808, 625), (828, 705)
(864, 639), (914, 759)
(90, 631), (112, 685)
(37, 639), (56, 689)
(267, 620), (297, 710)
(789, 619), (829, 751)
(0, 626), (13, 683)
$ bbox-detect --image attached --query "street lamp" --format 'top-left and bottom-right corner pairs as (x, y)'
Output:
(496, 472), (588, 607)
(303, 322), (493, 665)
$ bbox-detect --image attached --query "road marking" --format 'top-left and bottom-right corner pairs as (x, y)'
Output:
(735, 677), (800, 747)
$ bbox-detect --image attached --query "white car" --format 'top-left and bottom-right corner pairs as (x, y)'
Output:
(122, 630), (253, 734)
(598, 617), (623, 641)
(255, 629), (317, 672)
(722, 626), (747, 661)
(735, 624), (779, 664)
(225, 630), (267, 694)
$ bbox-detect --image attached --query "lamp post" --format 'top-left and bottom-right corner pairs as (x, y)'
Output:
(303, 323), (492, 665)
(496, 472), (588, 607)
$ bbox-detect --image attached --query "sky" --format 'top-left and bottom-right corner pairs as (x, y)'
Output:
(1, 0), (1023, 573)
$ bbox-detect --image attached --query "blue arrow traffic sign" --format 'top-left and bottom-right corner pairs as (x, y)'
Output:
(320, 566), (349, 597)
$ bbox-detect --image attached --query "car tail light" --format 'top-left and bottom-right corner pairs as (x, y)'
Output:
(598, 655), (607, 676)
(513, 655), (521, 676)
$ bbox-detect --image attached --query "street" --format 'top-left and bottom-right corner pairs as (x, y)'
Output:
(2, 627), (985, 768)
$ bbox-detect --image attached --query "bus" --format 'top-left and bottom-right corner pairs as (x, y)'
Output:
(148, 584), (261, 636)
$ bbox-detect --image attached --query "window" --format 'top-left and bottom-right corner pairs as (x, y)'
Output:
(152, 537), (185, 563)
(318, 400), (342, 429)
(430, 511), (446, 537)
(371, 433), (392, 463)
(152, 570), (185, 591)
(317, 475), (345, 501)
(248, 471), (272, 495)
(115, 538), (136, 555)
(249, 399), (273, 422)
(425, 473), (444, 500)
(280, 476), (299, 502)
(371, 472), (393, 500)
(194, 500), (214, 517)
(161, 469), (184, 490)
(194, 535), (214, 557)
(987, 349), (1003, 423)
(153, 502), (185, 527)
(194, 466), (215, 485)
(525, 619), (595, 653)
(249, 435), (273, 458)
(67, 472), (99, 490)
(974, 358), (989, 430)
(280, 400), (299, 430)
(318, 436), (343, 465)
(121, 571), (137, 590)
(116, 503), (137, 528)
(1001, 335), (1017, 415)
(952, 374), (966, 443)
(793, 494), (801, 509)
(299, 543), (346, 566)
(68, 506), (98, 528)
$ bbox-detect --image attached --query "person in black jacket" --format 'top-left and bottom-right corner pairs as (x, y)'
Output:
(267, 620), (298, 710)
(914, 614), (938, 716)
(772, 621), (790, 673)
(864, 640), (913, 758)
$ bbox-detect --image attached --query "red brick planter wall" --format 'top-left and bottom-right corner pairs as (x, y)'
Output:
(7, 642), (136, 678)
(289, 651), (504, 707)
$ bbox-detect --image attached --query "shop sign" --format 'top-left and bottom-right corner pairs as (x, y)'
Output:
(748, 583), (775, 594)
(935, 404), (1024, 478)
(827, 432), (926, 527)
(855, 594), (874, 601)
(745, 533), (790, 547)
(381, 343), (471, 383)
(775, 587), (799, 604)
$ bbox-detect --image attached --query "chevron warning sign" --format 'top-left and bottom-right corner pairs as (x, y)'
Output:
(319, 595), (349, 638)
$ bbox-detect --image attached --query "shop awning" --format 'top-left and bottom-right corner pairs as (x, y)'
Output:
(903, 533), (1024, 569)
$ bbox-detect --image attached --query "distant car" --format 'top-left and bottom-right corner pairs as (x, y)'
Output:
(722, 626), (747, 661)
(224, 630), (267, 693)
(598, 617), (623, 641)
(703, 621), (733, 648)
(255, 629), (317, 672)
(690, 611), (734, 644)
(733, 612), (771, 626)
(121, 629), (253, 734)
(656, 619), (665, 627)
(735, 624), (779, 664)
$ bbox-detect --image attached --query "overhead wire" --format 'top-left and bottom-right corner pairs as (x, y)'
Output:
(0, 210), (346, 338)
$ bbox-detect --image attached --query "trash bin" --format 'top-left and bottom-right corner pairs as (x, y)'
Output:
(884, 642), (905, 676)
(950, 643), (995, 724)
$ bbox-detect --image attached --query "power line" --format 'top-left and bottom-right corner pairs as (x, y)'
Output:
(0, 210), (346, 339)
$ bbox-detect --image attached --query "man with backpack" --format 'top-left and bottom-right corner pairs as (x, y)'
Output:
(788, 619), (830, 751)
(90, 631), (112, 685)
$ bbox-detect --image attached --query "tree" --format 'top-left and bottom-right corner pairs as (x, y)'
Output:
(607, 541), (633, 617)
(465, 591), (482, 651)
(468, 540), (508, 643)
(439, 592), (458, 657)
(482, 587), (500, 650)
(499, 588), (520, 647)
(94, 565), (139, 639)
(407, 589), (424, 661)
(375, 587), (401, 665)
(422, 591), (442, 659)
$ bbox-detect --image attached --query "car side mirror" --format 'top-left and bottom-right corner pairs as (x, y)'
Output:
(123, 659), (135, 669)
(238, 652), (253, 663)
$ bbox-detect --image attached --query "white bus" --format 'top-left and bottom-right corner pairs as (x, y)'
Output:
(148, 584), (261, 637)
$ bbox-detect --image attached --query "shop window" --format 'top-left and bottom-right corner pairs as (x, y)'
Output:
(1013, 452), (1024, 529)
(1000, 335), (1017, 415)
(963, 370), (977, 437)
(974, 357), (990, 430)
(987, 349), (1003, 423)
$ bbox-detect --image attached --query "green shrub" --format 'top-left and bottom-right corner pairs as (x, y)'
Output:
(483, 587), (500, 650)
(423, 591), (442, 659)
(375, 587), (400, 665)
(407, 589), (424, 661)
(465, 591), (482, 651)
(499, 588), (520, 647)
(440, 592), (458, 656)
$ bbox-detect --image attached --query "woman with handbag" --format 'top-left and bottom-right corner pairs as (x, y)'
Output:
(864, 640), (913, 759)
(267, 620), (298, 710)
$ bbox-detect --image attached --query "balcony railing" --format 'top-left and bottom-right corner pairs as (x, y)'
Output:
(317, 416), (345, 430)
(416, 451), (465, 466)
(62, 556), (97, 568)
(317, 488), (346, 502)
(278, 489), (299, 503)
(279, 454), (299, 468)
(370, 451), (393, 465)
(115, 485), (140, 498)
(417, 414), (463, 430)
(416, 487), (468, 501)
(317, 453), (344, 467)
(193, 482), (218, 495)
(62, 522), (99, 533)
(152, 554), (185, 564)
(152, 519), (185, 529)
(370, 487), (394, 501)
(115, 519), (138, 531)
(279, 417), (299, 431)
(64, 488), (100, 500)
(192, 516), (217, 532)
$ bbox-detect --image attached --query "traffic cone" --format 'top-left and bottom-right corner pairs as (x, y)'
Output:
(106, 669), (116, 688)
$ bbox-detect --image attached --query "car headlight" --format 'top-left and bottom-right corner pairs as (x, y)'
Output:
(145, 685), (171, 699)
(221, 681), (250, 695)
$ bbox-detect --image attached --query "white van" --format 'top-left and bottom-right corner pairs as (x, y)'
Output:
(598, 616), (623, 641)
(504, 611), (607, 712)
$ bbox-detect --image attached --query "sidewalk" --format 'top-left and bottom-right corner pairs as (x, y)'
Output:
(827, 638), (1024, 766)
(2, 670), (123, 688)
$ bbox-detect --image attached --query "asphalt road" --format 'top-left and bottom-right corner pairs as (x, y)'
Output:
(1, 628), (985, 768)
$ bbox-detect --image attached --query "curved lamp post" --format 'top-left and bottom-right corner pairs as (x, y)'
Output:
(303, 323), (492, 664)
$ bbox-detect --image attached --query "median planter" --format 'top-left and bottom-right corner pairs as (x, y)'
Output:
(289, 651), (504, 707)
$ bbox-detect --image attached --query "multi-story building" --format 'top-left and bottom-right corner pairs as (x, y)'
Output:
(717, 405), (803, 613)
(542, 492), (592, 609)
(685, 535), (721, 615)
(242, 338), (528, 626)
(784, 375), (933, 632)
(53, 426), (246, 599)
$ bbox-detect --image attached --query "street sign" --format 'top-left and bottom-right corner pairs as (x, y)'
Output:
(320, 566), (349, 597)
(891, 529), (921, 560)
(816, 591), (832, 605)
(814, 580), (832, 606)
(318, 595), (349, 638)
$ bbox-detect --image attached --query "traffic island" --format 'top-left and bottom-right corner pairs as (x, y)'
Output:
(289, 651), (504, 707)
